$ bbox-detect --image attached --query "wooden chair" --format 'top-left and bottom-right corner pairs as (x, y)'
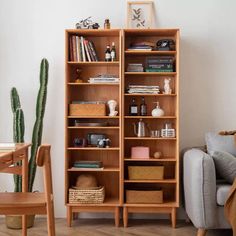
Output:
(0, 145), (55, 236)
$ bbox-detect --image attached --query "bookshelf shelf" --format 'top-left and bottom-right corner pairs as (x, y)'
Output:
(124, 158), (176, 162)
(124, 179), (176, 184)
(67, 61), (119, 66)
(124, 116), (176, 119)
(124, 93), (176, 97)
(125, 72), (177, 76)
(68, 83), (120, 86)
(67, 116), (120, 119)
(124, 137), (176, 140)
(67, 126), (119, 129)
(68, 167), (120, 172)
(125, 50), (176, 55)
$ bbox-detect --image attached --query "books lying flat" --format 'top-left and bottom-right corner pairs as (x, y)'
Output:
(88, 74), (120, 84)
(71, 167), (104, 171)
(127, 85), (160, 94)
(145, 68), (173, 72)
(73, 161), (103, 169)
(0, 143), (16, 153)
(127, 63), (144, 72)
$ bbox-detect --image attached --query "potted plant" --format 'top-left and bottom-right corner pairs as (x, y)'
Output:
(6, 58), (49, 229)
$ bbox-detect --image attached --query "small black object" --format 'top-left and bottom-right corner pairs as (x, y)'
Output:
(76, 17), (100, 29)
(73, 138), (87, 147)
(156, 39), (175, 51)
(87, 133), (106, 146)
(97, 138), (111, 148)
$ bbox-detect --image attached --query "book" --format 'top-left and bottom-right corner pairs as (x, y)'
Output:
(84, 40), (92, 62)
(145, 68), (174, 72)
(72, 35), (77, 62)
(76, 36), (81, 61)
(87, 41), (95, 61)
(71, 167), (104, 171)
(89, 41), (98, 61)
(69, 36), (74, 61)
(80, 36), (86, 62)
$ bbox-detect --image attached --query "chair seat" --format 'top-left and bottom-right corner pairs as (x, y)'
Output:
(0, 192), (46, 207)
(216, 184), (231, 206)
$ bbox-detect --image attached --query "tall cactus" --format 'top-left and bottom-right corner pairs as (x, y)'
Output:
(28, 58), (49, 192)
(11, 88), (25, 192)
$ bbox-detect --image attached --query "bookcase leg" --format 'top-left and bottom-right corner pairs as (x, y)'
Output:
(171, 207), (176, 228)
(67, 207), (72, 227)
(123, 207), (128, 227)
(115, 207), (120, 227)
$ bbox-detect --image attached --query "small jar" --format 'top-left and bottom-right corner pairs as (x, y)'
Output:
(104, 19), (110, 29)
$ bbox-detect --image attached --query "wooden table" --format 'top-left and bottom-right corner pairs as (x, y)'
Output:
(0, 143), (30, 192)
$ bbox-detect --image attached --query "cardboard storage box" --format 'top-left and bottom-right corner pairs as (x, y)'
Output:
(126, 190), (163, 204)
(128, 166), (164, 180)
(69, 104), (106, 116)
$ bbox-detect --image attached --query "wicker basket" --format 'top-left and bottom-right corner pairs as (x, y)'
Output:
(69, 186), (105, 204)
(69, 104), (106, 116)
(126, 189), (163, 204)
(128, 166), (164, 180)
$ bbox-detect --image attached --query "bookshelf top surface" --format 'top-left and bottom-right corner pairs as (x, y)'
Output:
(66, 29), (121, 36)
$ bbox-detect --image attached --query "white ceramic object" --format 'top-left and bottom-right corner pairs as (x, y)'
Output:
(107, 100), (118, 116)
(151, 102), (164, 117)
(163, 78), (172, 94)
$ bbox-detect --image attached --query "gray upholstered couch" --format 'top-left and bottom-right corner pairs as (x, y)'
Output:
(183, 148), (231, 236)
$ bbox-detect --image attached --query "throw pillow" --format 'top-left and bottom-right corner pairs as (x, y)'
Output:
(205, 132), (236, 156)
(212, 150), (236, 184)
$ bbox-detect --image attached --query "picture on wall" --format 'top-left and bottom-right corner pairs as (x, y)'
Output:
(127, 1), (154, 29)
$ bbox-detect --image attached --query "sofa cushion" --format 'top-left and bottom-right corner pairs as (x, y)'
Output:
(216, 184), (231, 206)
(212, 150), (236, 184)
(205, 132), (236, 156)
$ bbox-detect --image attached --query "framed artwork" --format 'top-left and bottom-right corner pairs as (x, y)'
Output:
(127, 1), (154, 29)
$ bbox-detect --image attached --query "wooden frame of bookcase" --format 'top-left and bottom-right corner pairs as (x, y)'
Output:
(65, 29), (123, 227)
(122, 29), (180, 228)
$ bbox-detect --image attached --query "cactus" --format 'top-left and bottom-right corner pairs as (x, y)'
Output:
(11, 88), (25, 192)
(28, 58), (49, 192)
(10, 58), (49, 193)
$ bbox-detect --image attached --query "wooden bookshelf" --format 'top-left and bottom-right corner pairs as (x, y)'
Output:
(122, 29), (179, 228)
(65, 29), (122, 227)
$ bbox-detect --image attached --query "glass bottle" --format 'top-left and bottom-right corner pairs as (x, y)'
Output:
(140, 97), (147, 116)
(104, 19), (111, 29)
(111, 42), (116, 61)
(129, 98), (138, 116)
(105, 45), (111, 62)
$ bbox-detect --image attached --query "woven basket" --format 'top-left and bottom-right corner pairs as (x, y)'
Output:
(128, 166), (164, 180)
(69, 104), (106, 116)
(69, 186), (105, 204)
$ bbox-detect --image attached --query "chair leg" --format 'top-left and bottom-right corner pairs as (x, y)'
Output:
(123, 207), (128, 227)
(67, 206), (72, 227)
(197, 228), (207, 236)
(171, 207), (176, 228)
(47, 201), (56, 236)
(22, 215), (27, 236)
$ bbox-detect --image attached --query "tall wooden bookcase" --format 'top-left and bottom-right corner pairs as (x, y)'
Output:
(122, 29), (179, 227)
(65, 28), (179, 227)
(65, 29), (122, 227)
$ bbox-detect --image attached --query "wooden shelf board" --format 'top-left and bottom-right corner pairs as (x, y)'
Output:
(124, 158), (176, 162)
(124, 201), (177, 208)
(124, 29), (179, 37)
(68, 167), (120, 172)
(125, 50), (176, 55)
(68, 116), (120, 119)
(124, 137), (176, 140)
(67, 147), (120, 151)
(66, 29), (121, 36)
(124, 116), (176, 119)
(124, 179), (176, 184)
(124, 93), (176, 97)
(67, 197), (120, 207)
(125, 72), (177, 76)
(68, 126), (119, 129)
(67, 61), (119, 66)
(68, 83), (120, 86)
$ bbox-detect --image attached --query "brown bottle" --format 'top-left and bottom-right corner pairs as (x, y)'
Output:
(104, 19), (111, 29)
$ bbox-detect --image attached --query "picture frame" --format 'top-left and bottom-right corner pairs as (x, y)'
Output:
(127, 1), (154, 29)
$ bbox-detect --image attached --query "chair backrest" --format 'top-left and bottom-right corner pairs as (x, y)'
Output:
(36, 145), (53, 200)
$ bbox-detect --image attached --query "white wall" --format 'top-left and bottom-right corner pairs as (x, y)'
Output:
(0, 0), (236, 218)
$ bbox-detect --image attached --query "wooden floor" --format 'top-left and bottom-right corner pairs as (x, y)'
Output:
(0, 218), (232, 236)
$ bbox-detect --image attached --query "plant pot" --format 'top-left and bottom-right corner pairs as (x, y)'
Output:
(5, 215), (35, 229)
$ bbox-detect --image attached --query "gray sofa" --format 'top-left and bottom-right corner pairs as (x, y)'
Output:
(183, 148), (231, 236)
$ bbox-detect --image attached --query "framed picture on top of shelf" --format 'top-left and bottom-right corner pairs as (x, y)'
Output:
(127, 1), (154, 29)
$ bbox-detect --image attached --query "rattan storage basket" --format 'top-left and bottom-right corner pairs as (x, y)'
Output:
(69, 104), (106, 116)
(69, 186), (105, 204)
(128, 166), (164, 180)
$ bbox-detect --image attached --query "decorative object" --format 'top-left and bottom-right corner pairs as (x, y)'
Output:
(127, 1), (154, 29)
(74, 69), (83, 83)
(153, 151), (162, 159)
(151, 102), (164, 117)
(133, 118), (149, 137)
(128, 166), (164, 180)
(97, 138), (111, 148)
(150, 130), (160, 138)
(73, 138), (87, 147)
(104, 19), (111, 29)
(76, 17), (100, 29)
(87, 133), (106, 146)
(126, 189), (163, 204)
(107, 100), (118, 116)
(131, 146), (150, 159)
(156, 39), (175, 51)
(10, 58), (49, 193)
(163, 78), (172, 94)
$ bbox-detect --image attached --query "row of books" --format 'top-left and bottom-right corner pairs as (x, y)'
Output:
(146, 56), (174, 72)
(69, 35), (98, 62)
(127, 85), (160, 94)
(72, 161), (104, 170)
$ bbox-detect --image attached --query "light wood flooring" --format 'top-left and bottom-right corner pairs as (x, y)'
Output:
(0, 218), (232, 236)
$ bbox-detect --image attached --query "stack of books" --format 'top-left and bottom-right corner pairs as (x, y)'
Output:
(128, 41), (155, 51)
(69, 35), (98, 62)
(88, 74), (120, 84)
(145, 57), (174, 72)
(127, 63), (144, 72)
(0, 143), (16, 153)
(72, 161), (104, 170)
(127, 85), (160, 94)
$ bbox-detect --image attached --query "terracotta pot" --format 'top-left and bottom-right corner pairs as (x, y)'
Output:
(5, 215), (35, 229)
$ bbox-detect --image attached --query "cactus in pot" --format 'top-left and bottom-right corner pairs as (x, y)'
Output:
(10, 58), (49, 193)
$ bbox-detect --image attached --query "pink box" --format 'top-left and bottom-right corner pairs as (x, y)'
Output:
(131, 146), (150, 159)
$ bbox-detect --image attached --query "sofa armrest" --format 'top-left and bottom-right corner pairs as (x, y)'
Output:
(184, 148), (217, 229)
